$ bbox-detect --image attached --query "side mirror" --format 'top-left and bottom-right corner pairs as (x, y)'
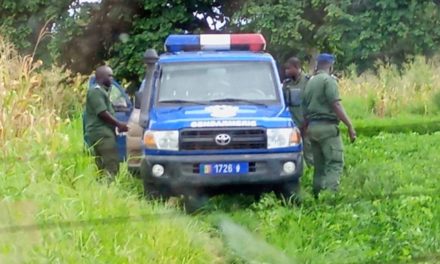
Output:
(134, 91), (141, 109)
(285, 88), (302, 107)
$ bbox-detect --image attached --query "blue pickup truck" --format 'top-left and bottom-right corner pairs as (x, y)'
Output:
(85, 33), (303, 202)
(137, 33), (303, 201)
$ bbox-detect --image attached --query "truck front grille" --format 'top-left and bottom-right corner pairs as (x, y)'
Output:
(180, 128), (267, 150)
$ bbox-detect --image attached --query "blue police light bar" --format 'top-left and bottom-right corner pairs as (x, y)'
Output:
(164, 34), (266, 52)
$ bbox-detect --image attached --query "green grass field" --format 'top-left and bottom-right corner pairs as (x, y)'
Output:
(2, 117), (440, 263)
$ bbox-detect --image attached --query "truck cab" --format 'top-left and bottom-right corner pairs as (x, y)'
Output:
(135, 34), (304, 200)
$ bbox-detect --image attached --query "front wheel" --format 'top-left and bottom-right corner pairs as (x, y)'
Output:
(143, 181), (170, 200)
(275, 179), (301, 205)
(182, 188), (209, 214)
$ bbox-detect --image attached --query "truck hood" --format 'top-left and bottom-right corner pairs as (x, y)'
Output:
(149, 104), (294, 130)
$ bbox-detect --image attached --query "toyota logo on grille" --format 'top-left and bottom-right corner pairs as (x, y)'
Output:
(215, 133), (231, 146)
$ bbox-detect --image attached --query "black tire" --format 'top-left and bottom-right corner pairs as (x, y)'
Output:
(275, 179), (301, 205)
(247, 185), (264, 202)
(142, 174), (170, 200)
(182, 189), (209, 214)
(143, 181), (162, 200)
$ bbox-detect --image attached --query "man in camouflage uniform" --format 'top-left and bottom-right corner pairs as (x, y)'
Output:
(302, 54), (356, 197)
(85, 65), (128, 178)
(282, 57), (313, 166)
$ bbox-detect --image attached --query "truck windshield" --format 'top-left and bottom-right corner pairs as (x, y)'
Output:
(157, 61), (279, 105)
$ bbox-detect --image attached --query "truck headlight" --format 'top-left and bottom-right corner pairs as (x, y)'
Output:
(143, 130), (179, 151)
(267, 128), (301, 149)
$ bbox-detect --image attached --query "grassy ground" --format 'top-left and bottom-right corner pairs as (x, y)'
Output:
(2, 117), (440, 263)
(209, 132), (440, 263)
(1, 118), (226, 263)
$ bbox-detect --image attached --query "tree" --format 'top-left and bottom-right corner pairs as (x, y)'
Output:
(1, 0), (232, 87)
(0, 0), (73, 60)
(51, 0), (234, 91)
(325, 0), (440, 71)
(2, 0), (440, 81)
(230, 0), (330, 70)
(232, 0), (440, 72)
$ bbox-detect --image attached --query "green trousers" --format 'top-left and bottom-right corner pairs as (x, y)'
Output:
(302, 135), (314, 167)
(307, 124), (344, 196)
(91, 135), (120, 177)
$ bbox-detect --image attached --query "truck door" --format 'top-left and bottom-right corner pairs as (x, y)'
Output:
(108, 80), (133, 161)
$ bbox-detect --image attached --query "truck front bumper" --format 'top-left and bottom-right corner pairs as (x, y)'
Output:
(140, 152), (303, 187)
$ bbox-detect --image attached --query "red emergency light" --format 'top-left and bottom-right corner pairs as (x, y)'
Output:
(165, 34), (266, 52)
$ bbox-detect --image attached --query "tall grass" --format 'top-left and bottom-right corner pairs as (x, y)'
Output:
(339, 56), (440, 118)
(0, 35), (84, 148)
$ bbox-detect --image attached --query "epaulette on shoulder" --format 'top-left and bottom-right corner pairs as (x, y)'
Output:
(92, 84), (107, 95)
(330, 74), (339, 81)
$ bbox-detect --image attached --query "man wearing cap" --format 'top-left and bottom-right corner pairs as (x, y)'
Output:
(282, 57), (313, 167)
(85, 65), (129, 179)
(302, 53), (356, 197)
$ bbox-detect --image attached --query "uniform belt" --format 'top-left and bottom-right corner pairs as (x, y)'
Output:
(308, 120), (338, 125)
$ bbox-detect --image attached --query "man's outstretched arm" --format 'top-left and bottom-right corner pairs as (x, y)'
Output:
(332, 101), (356, 142)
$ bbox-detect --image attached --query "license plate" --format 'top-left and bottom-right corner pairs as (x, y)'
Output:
(200, 162), (249, 175)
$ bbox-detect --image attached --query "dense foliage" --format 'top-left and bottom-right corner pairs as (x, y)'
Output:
(233, 0), (440, 71)
(0, 0), (72, 53)
(1, 0), (440, 85)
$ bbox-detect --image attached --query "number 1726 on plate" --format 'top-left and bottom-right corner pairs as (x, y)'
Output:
(200, 162), (249, 175)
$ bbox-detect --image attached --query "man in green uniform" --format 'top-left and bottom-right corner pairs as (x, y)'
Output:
(85, 65), (128, 178)
(302, 54), (356, 197)
(282, 57), (313, 166)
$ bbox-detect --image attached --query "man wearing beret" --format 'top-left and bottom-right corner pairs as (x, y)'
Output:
(302, 53), (356, 198)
